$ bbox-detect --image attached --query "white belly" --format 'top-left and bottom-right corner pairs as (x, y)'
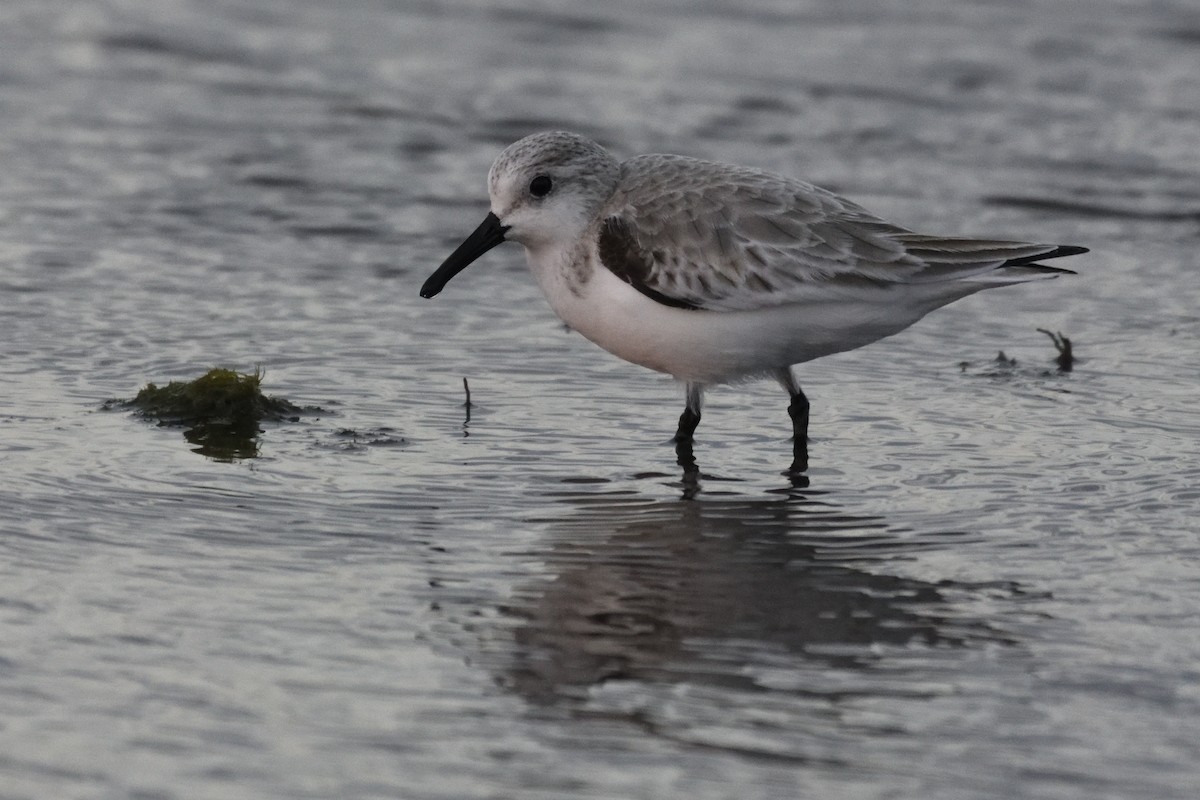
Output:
(527, 252), (959, 385)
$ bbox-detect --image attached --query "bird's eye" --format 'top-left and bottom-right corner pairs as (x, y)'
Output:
(529, 175), (553, 198)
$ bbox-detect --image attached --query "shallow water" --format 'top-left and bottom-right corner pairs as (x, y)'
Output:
(2, 1), (1199, 798)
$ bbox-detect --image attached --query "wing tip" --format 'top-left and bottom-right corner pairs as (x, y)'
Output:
(1003, 244), (1089, 268)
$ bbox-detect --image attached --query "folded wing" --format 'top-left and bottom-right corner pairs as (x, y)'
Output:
(598, 154), (1086, 312)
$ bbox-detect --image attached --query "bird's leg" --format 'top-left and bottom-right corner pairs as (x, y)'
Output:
(774, 368), (809, 473)
(673, 382), (704, 443)
(787, 389), (810, 473)
(674, 382), (703, 478)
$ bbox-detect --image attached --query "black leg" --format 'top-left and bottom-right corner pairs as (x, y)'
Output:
(674, 407), (701, 477)
(674, 406), (701, 442)
(772, 368), (809, 474)
(787, 388), (810, 473)
(672, 382), (703, 443)
(674, 433), (699, 483)
(672, 383), (703, 479)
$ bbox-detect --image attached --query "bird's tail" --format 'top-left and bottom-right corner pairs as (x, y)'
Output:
(892, 235), (1089, 284)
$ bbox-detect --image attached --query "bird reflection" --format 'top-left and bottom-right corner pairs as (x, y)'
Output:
(491, 489), (1016, 710)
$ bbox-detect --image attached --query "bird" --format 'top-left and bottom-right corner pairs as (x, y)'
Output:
(420, 131), (1086, 473)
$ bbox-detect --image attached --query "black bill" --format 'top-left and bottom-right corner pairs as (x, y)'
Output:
(420, 211), (509, 298)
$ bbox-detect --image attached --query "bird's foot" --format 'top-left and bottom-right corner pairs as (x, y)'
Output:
(674, 437), (699, 476)
(784, 456), (808, 475)
(787, 436), (809, 475)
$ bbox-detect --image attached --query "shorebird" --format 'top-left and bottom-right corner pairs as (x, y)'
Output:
(421, 131), (1086, 472)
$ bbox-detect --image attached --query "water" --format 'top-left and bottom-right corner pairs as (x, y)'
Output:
(2, 1), (1199, 797)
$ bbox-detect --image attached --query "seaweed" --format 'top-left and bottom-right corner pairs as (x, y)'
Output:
(1037, 329), (1075, 372)
(957, 329), (1077, 379)
(124, 367), (299, 423)
(107, 367), (315, 460)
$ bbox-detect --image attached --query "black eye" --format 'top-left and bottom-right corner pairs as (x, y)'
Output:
(529, 175), (553, 198)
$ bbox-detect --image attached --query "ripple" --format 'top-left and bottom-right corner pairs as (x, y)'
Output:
(984, 194), (1200, 222)
(98, 33), (260, 67)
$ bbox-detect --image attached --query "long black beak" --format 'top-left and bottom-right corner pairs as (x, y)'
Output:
(420, 211), (509, 298)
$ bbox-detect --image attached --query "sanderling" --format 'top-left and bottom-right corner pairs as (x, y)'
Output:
(421, 131), (1086, 473)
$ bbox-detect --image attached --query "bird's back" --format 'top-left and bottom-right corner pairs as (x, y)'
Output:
(596, 153), (1084, 314)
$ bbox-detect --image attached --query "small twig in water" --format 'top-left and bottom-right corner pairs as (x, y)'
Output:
(1037, 329), (1074, 372)
(462, 377), (472, 433)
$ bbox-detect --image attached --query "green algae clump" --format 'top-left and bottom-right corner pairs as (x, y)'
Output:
(128, 367), (299, 425)
(112, 367), (309, 460)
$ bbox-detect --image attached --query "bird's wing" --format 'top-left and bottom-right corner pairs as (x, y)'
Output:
(597, 154), (1082, 311)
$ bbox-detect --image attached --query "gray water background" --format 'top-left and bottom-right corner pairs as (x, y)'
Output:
(2, 0), (1199, 798)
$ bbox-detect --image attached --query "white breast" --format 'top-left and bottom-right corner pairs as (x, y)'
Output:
(523, 244), (960, 385)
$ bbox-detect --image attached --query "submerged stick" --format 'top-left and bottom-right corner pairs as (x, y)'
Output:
(462, 377), (472, 431)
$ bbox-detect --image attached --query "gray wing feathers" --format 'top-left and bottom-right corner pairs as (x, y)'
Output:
(599, 155), (1085, 311)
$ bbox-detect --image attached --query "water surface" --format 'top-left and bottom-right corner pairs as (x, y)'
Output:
(2, 1), (1199, 798)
